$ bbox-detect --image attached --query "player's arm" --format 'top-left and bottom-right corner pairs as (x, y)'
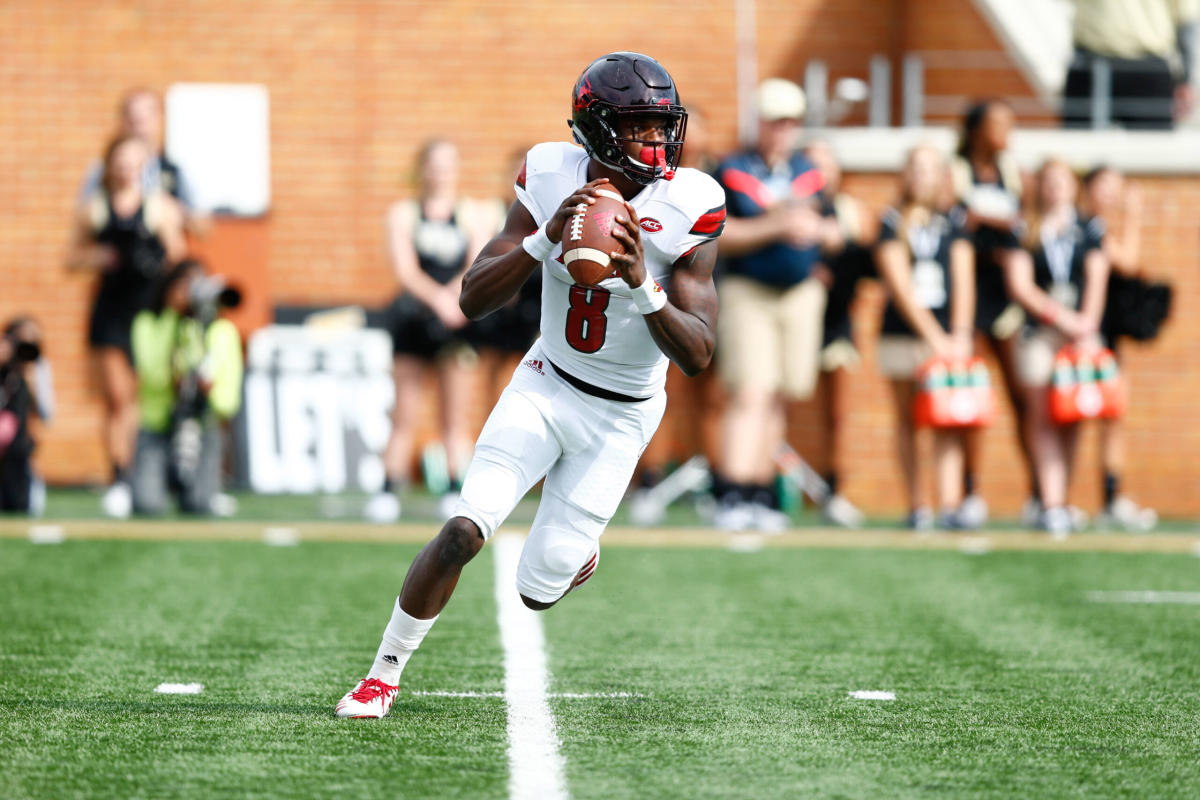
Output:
(460, 178), (613, 320)
(610, 208), (717, 376)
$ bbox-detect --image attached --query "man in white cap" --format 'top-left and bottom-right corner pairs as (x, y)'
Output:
(711, 78), (842, 531)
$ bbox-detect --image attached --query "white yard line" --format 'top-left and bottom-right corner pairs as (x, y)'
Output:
(493, 534), (569, 800)
(1086, 590), (1200, 605)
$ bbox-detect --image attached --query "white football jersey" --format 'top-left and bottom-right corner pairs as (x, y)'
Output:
(514, 141), (726, 397)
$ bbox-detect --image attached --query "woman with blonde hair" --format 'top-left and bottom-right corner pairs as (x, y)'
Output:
(366, 139), (493, 523)
(67, 134), (186, 518)
(875, 146), (975, 529)
(1003, 158), (1109, 535)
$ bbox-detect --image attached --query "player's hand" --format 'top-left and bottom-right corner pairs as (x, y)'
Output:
(546, 178), (613, 245)
(609, 202), (648, 288)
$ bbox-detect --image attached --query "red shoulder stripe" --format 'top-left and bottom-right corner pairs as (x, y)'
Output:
(791, 168), (824, 198)
(689, 204), (726, 236)
(720, 168), (774, 209)
(516, 159), (527, 190)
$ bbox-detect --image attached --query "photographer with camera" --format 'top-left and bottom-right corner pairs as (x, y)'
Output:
(130, 259), (242, 516)
(0, 318), (53, 513)
(68, 133), (186, 518)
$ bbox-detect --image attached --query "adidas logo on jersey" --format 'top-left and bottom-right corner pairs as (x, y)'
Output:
(523, 358), (545, 375)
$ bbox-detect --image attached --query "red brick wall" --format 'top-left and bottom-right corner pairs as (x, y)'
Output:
(2, 2), (1196, 516)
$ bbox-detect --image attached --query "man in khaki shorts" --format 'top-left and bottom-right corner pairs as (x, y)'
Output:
(711, 78), (842, 531)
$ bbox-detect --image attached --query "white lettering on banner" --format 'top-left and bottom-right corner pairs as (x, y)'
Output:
(241, 325), (393, 494)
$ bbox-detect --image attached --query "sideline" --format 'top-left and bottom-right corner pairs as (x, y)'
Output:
(2, 518), (1198, 554)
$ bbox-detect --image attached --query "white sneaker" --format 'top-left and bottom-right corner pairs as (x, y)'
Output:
(958, 493), (988, 530)
(906, 506), (934, 531)
(364, 492), (401, 523)
(751, 503), (790, 534)
(101, 482), (132, 519)
(1041, 506), (1072, 539)
(436, 491), (460, 521)
(1098, 496), (1158, 532)
(335, 677), (399, 719)
(822, 494), (864, 529)
(628, 488), (666, 526)
(1067, 505), (1090, 532)
(209, 492), (238, 518)
(713, 501), (756, 532)
(1020, 498), (1042, 529)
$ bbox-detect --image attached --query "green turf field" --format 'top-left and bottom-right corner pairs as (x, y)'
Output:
(3, 528), (1199, 799)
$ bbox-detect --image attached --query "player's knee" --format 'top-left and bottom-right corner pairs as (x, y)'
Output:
(540, 542), (587, 577)
(520, 594), (556, 611)
(436, 516), (484, 568)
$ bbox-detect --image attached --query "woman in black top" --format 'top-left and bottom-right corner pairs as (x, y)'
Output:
(1004, 158), (1109, 535)
(67, 134), (185, 517)
(875, 146), (975, 529)
(367, 139), (491, 523)
(1080, 167), (1157, 531)
(951, 99), (1029, 525)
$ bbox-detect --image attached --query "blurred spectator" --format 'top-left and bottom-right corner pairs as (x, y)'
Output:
(67, 134), (186, 519)
(1, 318), (54, 515)
(1003, 159), (1109, 535)
(366, 139), (492, 523)
(130, 260), (243, 516)
(0, 318), (52, 513)
(806, 139), (871, 528)
(1064, 0), (1199, 128)
(79, 88), (207, 233)
(874, 146), (975, 529)
(951, 99), (1029, 527)
(470, 147), (541, 420)
(712, 78), (838, 531)
(1081, 166), (1159, 530)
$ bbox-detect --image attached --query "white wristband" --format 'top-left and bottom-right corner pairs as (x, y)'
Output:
(521, 222), (555, 262)
(630, 274), (668, 315)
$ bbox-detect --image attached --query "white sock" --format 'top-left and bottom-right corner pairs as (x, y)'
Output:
(366, 598), (438, 686)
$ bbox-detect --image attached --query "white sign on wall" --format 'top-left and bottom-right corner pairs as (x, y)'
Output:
(165, 83), (271, 215)
(240, 325), (392, 493)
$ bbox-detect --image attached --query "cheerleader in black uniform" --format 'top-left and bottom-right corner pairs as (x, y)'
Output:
(875, 146), (976, 529)
(67, 134), (185, 518)
(1003, 159), (1109, 535)
(951, 99), (1030, 526)
(1080, 166), (1157, 530)
(367, 140), (491, 523)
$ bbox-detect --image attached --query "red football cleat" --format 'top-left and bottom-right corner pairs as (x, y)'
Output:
(334, 677), (399, 719)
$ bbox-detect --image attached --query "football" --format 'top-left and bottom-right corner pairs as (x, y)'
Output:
(561, 188), (628, 286)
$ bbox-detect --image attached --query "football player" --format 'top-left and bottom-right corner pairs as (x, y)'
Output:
(336, 52), (726, 718)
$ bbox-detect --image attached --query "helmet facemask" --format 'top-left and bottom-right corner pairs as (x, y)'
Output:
(573, 103), (688, 185)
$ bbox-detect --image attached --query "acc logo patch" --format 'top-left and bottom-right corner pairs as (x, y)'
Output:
(639, 217), (663, 233)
